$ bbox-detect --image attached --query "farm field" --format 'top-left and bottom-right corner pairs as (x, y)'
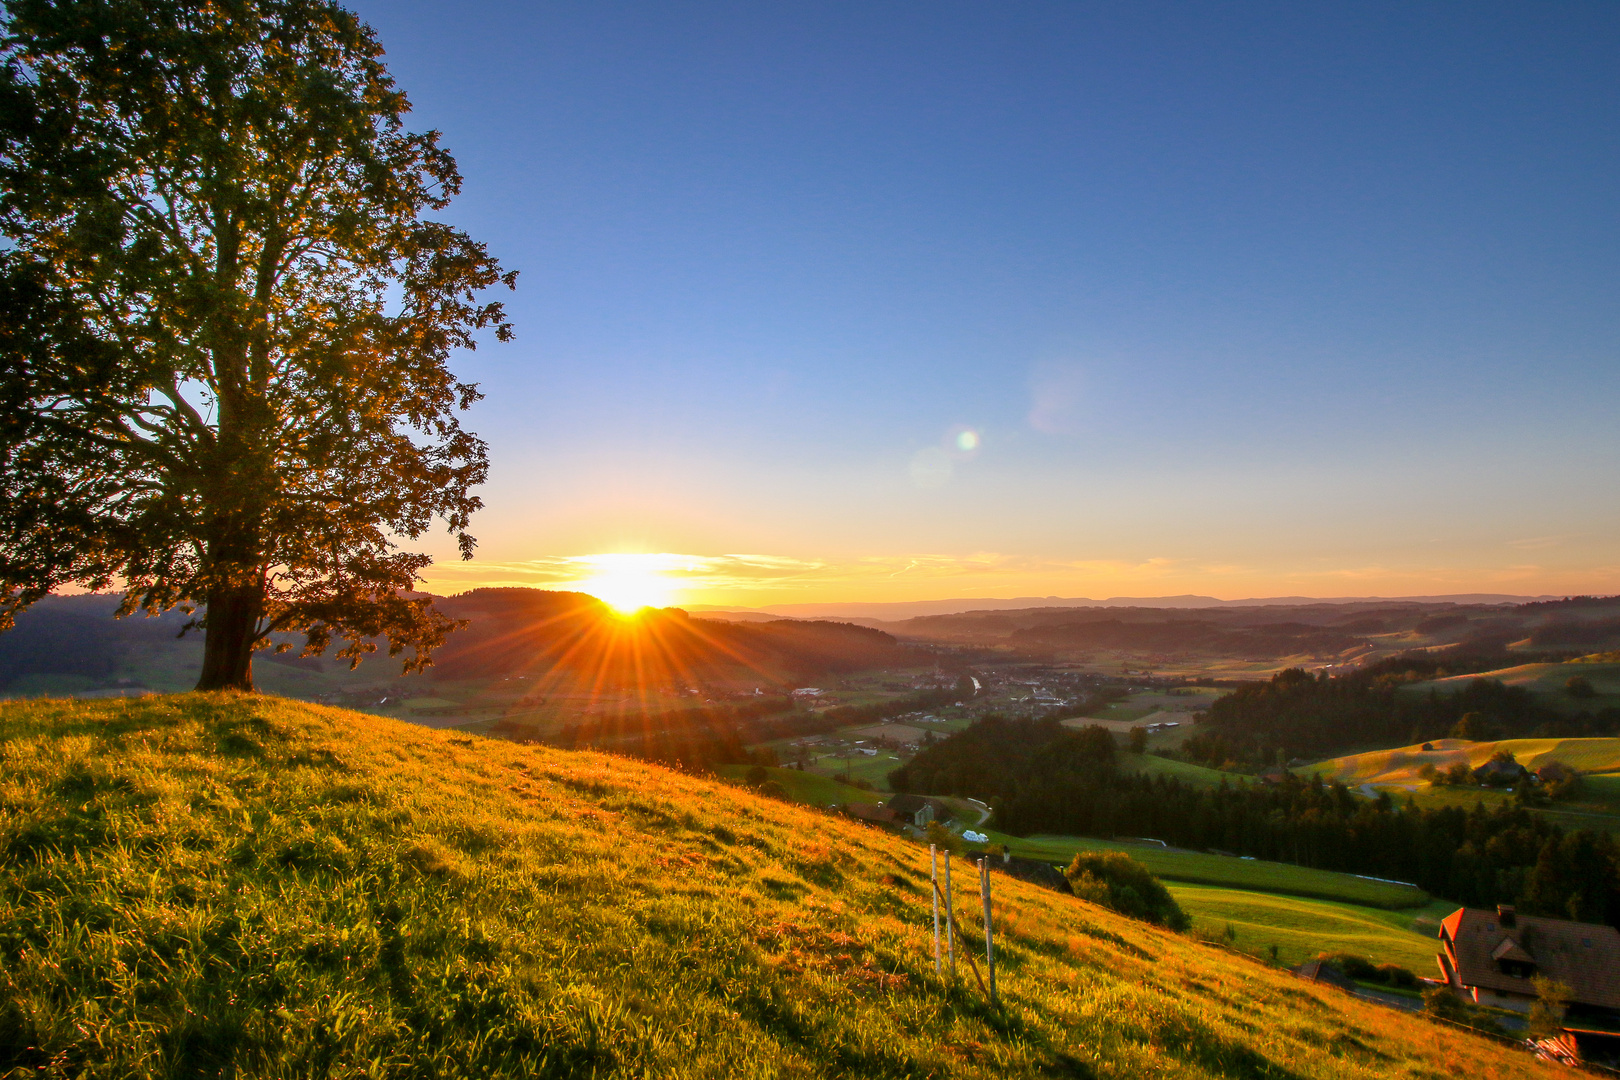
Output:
(1171, 886), (1454, 972)
(1402, 661), (1620, 711)
(1303, 736), (1620, 788)
(1121, 751), (1233, 789)
(804, 748), (901, 789)
(979, 832), (1430, 909)
(713, 764), (875, 807)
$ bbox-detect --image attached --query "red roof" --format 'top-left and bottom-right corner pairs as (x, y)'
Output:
(1439, 907), (1620, 1009)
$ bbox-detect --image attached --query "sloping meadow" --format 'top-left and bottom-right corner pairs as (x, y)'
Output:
(0, 695), (1559, 1079)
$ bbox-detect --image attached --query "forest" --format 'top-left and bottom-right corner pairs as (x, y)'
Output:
(892, 715), (1620, 922)
(1182, 653), (1620, 767)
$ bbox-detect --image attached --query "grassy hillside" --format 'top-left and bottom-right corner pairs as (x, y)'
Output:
(1305, 736), (1620, 788)
(1121, 752), (1233, 790)
(1402, 661), (1620, 710)
(0, 695), (1558, 1079)
(1170, 887), (1451, 972)
(978, 834), (1429, 910)
(714, 764), (877, 807)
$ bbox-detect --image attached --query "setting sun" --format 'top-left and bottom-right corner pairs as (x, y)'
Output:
(570, 553), (679, 614)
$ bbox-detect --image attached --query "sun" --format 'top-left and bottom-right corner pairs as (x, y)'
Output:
(572, 553), (678, 615)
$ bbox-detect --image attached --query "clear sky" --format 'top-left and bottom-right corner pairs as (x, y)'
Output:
(354, 0), (1620, 607)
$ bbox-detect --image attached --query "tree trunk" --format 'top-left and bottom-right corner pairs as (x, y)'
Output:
(196, 584), (261, 691)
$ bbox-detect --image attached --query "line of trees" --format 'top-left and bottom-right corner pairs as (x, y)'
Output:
(1183, 655), (1619, 767)
(893, 715), (1620, 923)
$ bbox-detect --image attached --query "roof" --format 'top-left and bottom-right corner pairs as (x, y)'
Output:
(1440, 907), (1620, 1009)
(847, 802), (898, 825)
(885, 794), (931, 815)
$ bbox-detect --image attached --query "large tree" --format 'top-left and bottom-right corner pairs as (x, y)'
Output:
(0, 0), (514, 689)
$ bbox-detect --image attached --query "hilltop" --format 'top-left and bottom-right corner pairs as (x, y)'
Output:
(1305, 736), (1620, 789)
(0, 695), (1560, 1078)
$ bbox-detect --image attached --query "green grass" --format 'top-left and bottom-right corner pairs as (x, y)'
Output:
(1121, 752), (1233, 790)
(1402, 661), (1620, 712)
(0, 694), (1560, 1079)
(1305, 736), (1620, 787)
(1171, 886), (1450, 972)
(714, 764), (876, 807)
(983, 834), (1430, 909)
(1084, 703), (1155, 722)
(806, 750), (901, 790)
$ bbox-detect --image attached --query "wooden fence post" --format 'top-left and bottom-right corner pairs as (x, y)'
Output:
(944, 849), (955, 975)
(981, 857), (998, 1007)
(930, 845), (941, 974)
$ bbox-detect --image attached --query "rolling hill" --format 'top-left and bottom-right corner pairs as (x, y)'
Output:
(1402, 661), (1620, 710)
(0, 694), (1561, 1078)
(1304, 736), (1620, 788)
(0, 590), (925, 700)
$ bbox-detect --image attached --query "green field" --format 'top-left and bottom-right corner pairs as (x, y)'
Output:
(1171, 886), (1452, 972)
(1403, 661), (1620, 711)
(1122, 751), (1233, 789)
(806, 749), (902, 789)
(714, 764), (875, 807)
(983, 833), (1430, 909)
(1306, 736), (1620, 788)
(0, 693), (1559, 1079)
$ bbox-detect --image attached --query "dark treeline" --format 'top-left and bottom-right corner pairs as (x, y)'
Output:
(1184, 653), (1617, 767)
(892, 716), (1620, 922)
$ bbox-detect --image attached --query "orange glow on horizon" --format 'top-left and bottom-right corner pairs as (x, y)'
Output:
(570, 553), (680, 614)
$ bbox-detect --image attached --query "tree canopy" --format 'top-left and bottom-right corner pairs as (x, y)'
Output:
(0, 0), (515, 688)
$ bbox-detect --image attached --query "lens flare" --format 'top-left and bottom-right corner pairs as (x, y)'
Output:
(570, 553), (678, 614)
(955, 429), (980, 452)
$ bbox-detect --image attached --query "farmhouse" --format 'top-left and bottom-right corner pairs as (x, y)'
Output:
(884, 793), (942, 828)
(1471, 757), (1530, 786)
(1437, 905), (1620, 1018)
(846, 802), (899, 826)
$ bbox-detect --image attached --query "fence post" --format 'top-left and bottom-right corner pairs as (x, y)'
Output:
(944, 849), (955, 975)
(981, 857), (998, 1007)
(930, 845), (941, 974)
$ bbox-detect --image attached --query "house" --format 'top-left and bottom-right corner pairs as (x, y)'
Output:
(884, 794), (939, 828)
(1437, 905), (1620, 1018)
(1472, 757), (1530, 786)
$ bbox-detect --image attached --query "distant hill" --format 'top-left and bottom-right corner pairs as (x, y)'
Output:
(429, 588), (923, 686)
(0, 590), (925, 697)
(1305, 736), (1620, 787)
(690, 593), (1564, 621)
(0, 694), (1561, 1078)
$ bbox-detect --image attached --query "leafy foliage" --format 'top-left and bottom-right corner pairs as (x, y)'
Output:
(0, 0), (514, 688)
(1181, 659), (1620, 767)
(1064, 851), (1189, 930)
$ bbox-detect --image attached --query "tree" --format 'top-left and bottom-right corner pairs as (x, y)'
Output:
(1064, 850), (1189, 930)
(0, 0), (515, 689)
(1528, 976), (1573, 1041)
(1451, 712), (1486, 740)
(924, 820), (963, 856)
(1567, 675), (1597, 700)
(1127, 725), (1148, 754)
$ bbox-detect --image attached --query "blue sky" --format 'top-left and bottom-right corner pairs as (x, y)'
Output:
(356, 1), (1620, 604)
